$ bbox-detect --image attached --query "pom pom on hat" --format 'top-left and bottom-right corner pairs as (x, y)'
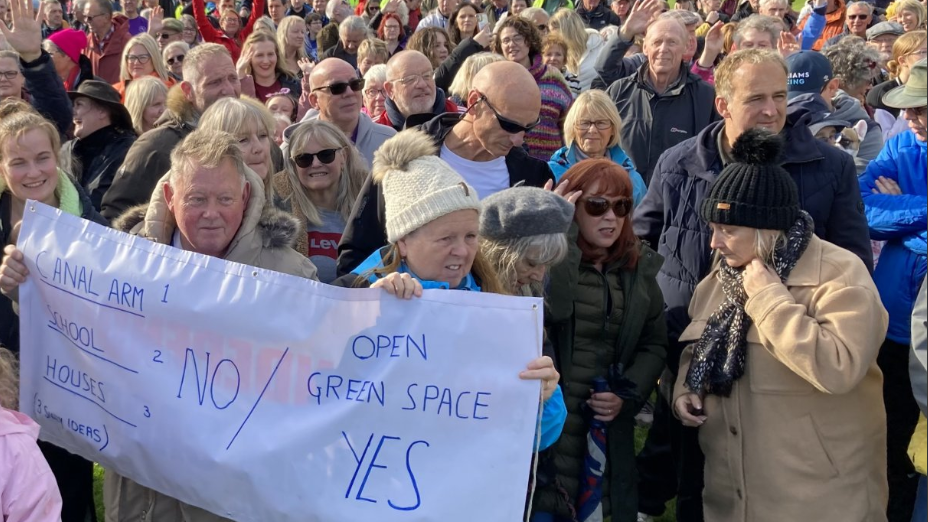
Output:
(373, 129), (480, 243)
(700, 128), (799, 231)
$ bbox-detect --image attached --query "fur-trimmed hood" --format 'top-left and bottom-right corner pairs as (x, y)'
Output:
(112, 168), (318, 281)
(152, 84), (199, 129)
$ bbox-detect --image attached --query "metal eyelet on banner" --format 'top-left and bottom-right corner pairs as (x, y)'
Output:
(252, 270), (258, 277)
(29, 204), (35, 212)
(532, 304), (538, 310)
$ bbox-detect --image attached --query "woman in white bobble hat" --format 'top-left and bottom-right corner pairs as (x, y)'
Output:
(332, 128), (567, 452)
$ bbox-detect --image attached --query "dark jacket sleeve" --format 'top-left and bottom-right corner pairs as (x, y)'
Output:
(632, 156), (666, 249)
(621, 257), (668, 414)
(22, 51), (72, 140)
(100, 128), (178, 221)
(545, 223), (581, 325)
(434, 37), (485, 92)
(505, 149), (555, 188)
(824, 149), (875, 272)
(336, 172), (388, 277)
(592, 35), (636, 90)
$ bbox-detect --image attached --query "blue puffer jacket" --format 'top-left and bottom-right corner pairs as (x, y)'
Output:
(859, 130), (928, 344)
(634, 119), (873, 371)
(548, 144), (647, 205)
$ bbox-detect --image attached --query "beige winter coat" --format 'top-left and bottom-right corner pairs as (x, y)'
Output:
(104, 168), (317, 522)
(674, 235), (889, 522)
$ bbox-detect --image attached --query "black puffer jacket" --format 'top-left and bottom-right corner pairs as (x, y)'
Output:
(335, 113), (555, 275)
(62, 126), (137, 211)
(633, 119), (873, 372)
(605, 62), (720, 185)
(576, 2), (621, 30)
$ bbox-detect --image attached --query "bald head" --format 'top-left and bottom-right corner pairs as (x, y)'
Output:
(472, 61), (540, 114)
(386, 50), (432, 80)
(309, 57), (358, 91)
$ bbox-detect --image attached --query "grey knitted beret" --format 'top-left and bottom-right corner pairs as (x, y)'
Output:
(479, 186), (575, 241)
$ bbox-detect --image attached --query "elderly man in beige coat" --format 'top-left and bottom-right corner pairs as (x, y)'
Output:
(672, 128), (888, 522)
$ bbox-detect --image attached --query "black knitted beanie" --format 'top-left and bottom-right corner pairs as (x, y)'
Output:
(700, 128), (800, 231)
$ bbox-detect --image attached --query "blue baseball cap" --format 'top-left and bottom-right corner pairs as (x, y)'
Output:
(786, 51), (834, 100)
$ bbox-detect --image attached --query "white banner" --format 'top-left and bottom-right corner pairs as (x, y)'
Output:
(15, 201), (543, 522)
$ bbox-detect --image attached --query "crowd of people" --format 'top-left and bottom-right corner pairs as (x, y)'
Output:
(0, 0), (924, 518)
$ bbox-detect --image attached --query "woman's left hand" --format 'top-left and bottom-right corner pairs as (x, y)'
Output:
(743, 258), (781, 298)
(519, 356), (559, 402)
(587, 391), (623, 422)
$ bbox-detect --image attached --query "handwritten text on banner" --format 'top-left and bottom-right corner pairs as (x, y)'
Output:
(16, 201), (543, 522)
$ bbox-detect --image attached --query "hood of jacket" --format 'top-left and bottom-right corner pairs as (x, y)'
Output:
(112, 168), (301, 253)
(831, 89), (870, 124)
(0, 408), (39, 439)
(153, 83), (199, 129)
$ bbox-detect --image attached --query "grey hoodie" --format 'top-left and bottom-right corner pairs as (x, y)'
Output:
(831, 90), (884, 174)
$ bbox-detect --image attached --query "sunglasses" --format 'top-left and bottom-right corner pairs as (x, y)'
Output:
(583, 196), (632, 218)
(847, 14), (869, 19)
(293, 148), (340, 167)
(477, 93), (540, 134)
(312, 78), (365, 94)
(156, 32), (177, 40)
(166, 54), (185, 66)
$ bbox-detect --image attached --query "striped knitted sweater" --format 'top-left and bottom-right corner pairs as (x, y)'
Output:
(525, 54), (573, 162)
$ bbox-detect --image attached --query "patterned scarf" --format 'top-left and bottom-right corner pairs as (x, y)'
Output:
(684, 211), (814, 397)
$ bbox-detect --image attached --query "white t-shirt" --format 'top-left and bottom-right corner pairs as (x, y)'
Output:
(440, 144), (510, 200)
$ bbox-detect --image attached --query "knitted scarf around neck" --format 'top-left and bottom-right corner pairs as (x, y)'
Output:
(684, 211), (814, 397)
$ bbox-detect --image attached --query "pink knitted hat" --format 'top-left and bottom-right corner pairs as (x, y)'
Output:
(47, 29), (87, 64)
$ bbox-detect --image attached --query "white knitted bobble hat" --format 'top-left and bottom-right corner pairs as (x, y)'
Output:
(372, 129), (481, 243)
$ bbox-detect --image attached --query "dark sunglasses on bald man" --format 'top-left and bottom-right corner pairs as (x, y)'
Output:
(293, 148), (341, 168)
(312, 78), (365, 95)
(475, 92), (540, 134)
(583, 196), (632, 218)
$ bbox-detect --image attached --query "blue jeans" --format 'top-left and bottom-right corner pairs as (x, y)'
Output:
(913, 475), (927, 522)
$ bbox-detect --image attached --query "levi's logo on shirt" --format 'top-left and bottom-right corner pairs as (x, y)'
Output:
(308, 232), (341, 259)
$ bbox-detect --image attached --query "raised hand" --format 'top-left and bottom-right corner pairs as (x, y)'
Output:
(0, 0), (42, 62)
(148, 6), (164, 35)
(620, 0), (662, 41)
(382, 0), (402, 14)
(777, 30), (800, 58)
(698, 20), (724, 67)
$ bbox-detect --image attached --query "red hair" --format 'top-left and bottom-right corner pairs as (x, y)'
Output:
(378, 13), (404, 40)
(561, 159), (640, 269)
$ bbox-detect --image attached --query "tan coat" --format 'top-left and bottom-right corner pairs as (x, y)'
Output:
(674, 236), (889, 522)
(104, 169), (317, 522)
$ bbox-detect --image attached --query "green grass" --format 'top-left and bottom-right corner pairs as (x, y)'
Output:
(91, 427), (677, 521)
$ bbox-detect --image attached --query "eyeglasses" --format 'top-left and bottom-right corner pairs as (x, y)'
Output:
(363, 87), (386, 97)
(847, 14), (869, 19)
(367, 4), (380, 11)
(536, 24), (547, 31)
(293, 148), (341, 167)
(583, 196), (632, 218)
(477, 93), (540, 134)
(312, 78), (365, 94)
(126, 53), (152, 64)
(392, 70), (434, 86)
(500, 34), (525, 46)
(577, 120), (611, 130)
(166, 54), (185, 66)
(86, 12), (108, 21)
(183, 27), (197, 33)
(156, 32), (178, 40)
(0, 70), (19, 80)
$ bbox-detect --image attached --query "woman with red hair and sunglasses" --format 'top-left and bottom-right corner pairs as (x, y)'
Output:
(532, 158), (668, 522)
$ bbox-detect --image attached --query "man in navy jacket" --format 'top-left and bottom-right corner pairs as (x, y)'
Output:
(632, 49), (872, 522)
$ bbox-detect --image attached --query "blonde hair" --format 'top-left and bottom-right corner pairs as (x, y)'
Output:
(0, 112), (61, 186)
(715, 48), (786, 101)
(277, 16), (309, 65)
(240, 30), (297, 79)
(447, 52), (504, 101)
(358, 38), (390, 64)
(711, 228), (786, 267)
(892, 0), (927, 27)
(124, 76), (168, 135)
(480, 233), (567, 296)
(284, 120), (367, 226)
(199, 97), (277, 196)
(888, 29), (927, 78)
(550, 8), (588, 74)
(563, 90), (624, 149)
(0, 346), (18, 410)
(169, 129), (246, 187)
(119, 33), (169, 83)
